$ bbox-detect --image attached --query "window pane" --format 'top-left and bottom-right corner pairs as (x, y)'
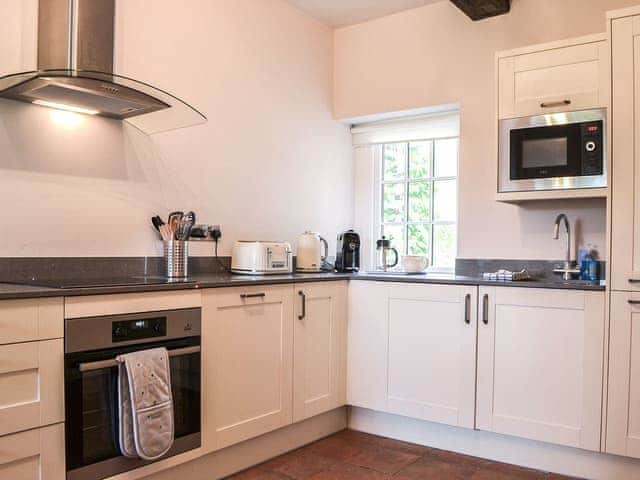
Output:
(382, 225), (406, 255)
(383, 143), (407, 180)
(408, 182), (432, 222)
(409, 141), (432, 179)
(434, 180), (457, 221)
(434, 138), (458, 178)
(434, 224), (456, 269)
(382, 183), (405, 223)
(408, 224), (431, 258)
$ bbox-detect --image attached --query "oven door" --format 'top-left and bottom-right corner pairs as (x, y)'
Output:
(498, 109), (607, 193)
(65, 338), (201, 480)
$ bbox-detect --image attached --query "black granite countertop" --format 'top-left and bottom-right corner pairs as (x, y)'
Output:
(0, 270), (605, 301)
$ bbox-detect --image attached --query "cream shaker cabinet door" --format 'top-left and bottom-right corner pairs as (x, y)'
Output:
(498, 40), (607, 119)
(292, 281), (347, 422)
(202, 285), (294, 451)
(606, 292), (640, 458)
(611, 16), (640, 291)
(0, 298), (63, 345)
(0, 423), (65, 480)
(477, 287), (604, 451)
(385, 283), (477, 429)
(0, 339), (64, 436)
(347, 281), (390, 412)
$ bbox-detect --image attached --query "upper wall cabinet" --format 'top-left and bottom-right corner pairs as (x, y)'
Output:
(498, 35), (608, 119)
(611, 14), (640, 291)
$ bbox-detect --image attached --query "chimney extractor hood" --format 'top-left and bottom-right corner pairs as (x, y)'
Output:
(0, 0), (206, 134)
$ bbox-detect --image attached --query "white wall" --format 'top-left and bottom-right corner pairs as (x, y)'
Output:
(0, 0), (353, 257)
(334, 0), (640, 260)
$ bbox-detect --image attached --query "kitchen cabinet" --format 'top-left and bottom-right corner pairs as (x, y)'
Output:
(611, 14), (640, 291)
(497, 35), (607, 119)
(0, 298), (63, 345)
(0, 423), (65, 480)
(293, 281), (347, 422)
(347, 281), (478, 429)
(606, 292), (640, 458)
(202, 285), (294, 451)
(476, 287), (605, 451)
(0, 339), (64, 437)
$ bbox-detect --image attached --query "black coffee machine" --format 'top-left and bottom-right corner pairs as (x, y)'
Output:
(335, 230), (360, 272)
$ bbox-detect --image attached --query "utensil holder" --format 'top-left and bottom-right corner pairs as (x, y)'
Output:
(164, 240), (188, 278)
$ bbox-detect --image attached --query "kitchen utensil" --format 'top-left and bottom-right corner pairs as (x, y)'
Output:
(151, 215), (165, 232)
(231, 241), (293, 275)
(178, 211), (196, 240)
(400, 255), (429, 273)
(375, 236), (398, 272)
(296, 231), (328, 273)
(335, 230), (360, 272)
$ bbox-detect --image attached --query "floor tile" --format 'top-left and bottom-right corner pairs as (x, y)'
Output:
(470, 465), (546, 480)
(393, 457), (477, 480)
(424, 447), (492, 469)
(226, 467), (292, 479)
(266, 451), (339, 479)
(346, 442), (420, 474)
(333, 429), (430, 456)
(302, 436), (363, 463)
(305, 462), (390, 480)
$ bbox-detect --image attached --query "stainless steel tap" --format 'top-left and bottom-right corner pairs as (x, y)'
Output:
(553, 213), (579, 280)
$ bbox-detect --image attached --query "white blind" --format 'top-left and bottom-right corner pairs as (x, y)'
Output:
(351, 111), (460, 146)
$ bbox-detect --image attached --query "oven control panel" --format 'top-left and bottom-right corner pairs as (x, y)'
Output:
(112, 317), (167, 342)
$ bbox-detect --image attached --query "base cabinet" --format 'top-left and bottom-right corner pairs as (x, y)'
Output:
(0, 423), (65, 480)
(293, 281), (347, 422)
(477, 287), (604, 451)
(202, 285), (294, 451)
(607, 292), (640, 458)
(348, 282), (478, 429)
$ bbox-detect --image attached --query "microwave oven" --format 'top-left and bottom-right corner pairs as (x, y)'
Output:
(498, 108), (607, 193)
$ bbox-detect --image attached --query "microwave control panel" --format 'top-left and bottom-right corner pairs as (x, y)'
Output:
(581, 122), (603, 175)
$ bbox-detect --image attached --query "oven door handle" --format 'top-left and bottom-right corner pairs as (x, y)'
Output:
(77, 345), (201, 372)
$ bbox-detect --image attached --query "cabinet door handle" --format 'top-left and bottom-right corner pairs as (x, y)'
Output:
(628, 300), (640, 305)
(540, 99), (571, 108)
(464, 294), (471, 324)
(240, 293), (266, 299)
(629, 279), (640, 283)
(298, 290), (306, 320)
(482, 294), (489, 325)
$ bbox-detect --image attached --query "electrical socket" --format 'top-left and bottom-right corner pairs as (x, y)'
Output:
(211, 225), (222, 241)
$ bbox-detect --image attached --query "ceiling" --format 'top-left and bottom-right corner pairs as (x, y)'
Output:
(287, 0), (443, 27)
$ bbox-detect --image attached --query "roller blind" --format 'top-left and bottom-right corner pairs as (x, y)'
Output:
(351, 111), (460, 146)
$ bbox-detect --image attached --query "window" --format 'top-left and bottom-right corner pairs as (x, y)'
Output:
(380, 137), (458, 270)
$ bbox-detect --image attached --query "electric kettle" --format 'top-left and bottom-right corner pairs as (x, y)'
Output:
(296, 231), (328, 272)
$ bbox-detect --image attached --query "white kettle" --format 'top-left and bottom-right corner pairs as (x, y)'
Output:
(296, 231), (328, 272)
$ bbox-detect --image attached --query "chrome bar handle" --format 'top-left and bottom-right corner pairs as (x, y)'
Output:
(464, 294), (471, 324)
(78, 346), (201, 372)
(298, 290), (306, 320)
(540, 99), (571, 108)
(240, 293), (266, 299)
(482, 294), (489, 325)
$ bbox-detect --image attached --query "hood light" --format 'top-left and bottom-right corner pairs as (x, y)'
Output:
(32, 100), (99, 116)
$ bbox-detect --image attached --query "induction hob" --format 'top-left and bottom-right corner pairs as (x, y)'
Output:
(11, 276), (196, 289)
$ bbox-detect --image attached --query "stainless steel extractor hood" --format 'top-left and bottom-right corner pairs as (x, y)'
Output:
(0, 0), (206, 134)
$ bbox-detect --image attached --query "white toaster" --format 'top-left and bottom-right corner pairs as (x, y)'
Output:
(231, 241), (293, 275)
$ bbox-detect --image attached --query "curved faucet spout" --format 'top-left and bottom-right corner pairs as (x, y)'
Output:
(553, 213), (572, 279)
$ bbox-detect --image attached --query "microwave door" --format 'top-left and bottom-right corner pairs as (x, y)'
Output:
(510, 124), (582, 180)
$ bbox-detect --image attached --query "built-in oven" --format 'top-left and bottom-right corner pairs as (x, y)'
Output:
(498, 108), (607, 192)
(64, 308), (201, 480)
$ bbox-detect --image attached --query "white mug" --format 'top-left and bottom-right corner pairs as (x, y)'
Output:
(400, 255), (429, 273)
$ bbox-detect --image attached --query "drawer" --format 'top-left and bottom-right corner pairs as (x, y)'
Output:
(0, 298), (63, 345)
(0, 423), (65, 480)
(0, 339), (64, 436)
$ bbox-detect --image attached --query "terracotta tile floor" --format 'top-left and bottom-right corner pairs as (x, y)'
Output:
(225, 430), (583, 480)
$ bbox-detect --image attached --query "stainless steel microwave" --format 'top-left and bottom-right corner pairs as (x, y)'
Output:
(498, 109), (607, 193)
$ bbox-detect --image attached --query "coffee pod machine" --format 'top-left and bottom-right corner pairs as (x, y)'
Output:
(335, 230), (360, 272)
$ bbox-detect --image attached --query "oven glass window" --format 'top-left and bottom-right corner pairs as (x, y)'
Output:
(522, 137), (568, 169)
(65, 345), (200, 471)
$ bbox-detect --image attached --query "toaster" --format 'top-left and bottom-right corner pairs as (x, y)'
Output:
(231, 241), (293, 275)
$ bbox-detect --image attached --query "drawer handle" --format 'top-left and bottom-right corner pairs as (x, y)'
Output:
(628, 300), (640, 305)
(629, 279), (640, 283)
(464, 294), (471, 324)
(540, 99), (571, 108)
(298, 290), (306, 320)
(482, 294), (489, 325)
(240, 293), (266, 299)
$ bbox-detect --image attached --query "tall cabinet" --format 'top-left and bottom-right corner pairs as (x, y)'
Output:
(608, 11), (640, 459)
